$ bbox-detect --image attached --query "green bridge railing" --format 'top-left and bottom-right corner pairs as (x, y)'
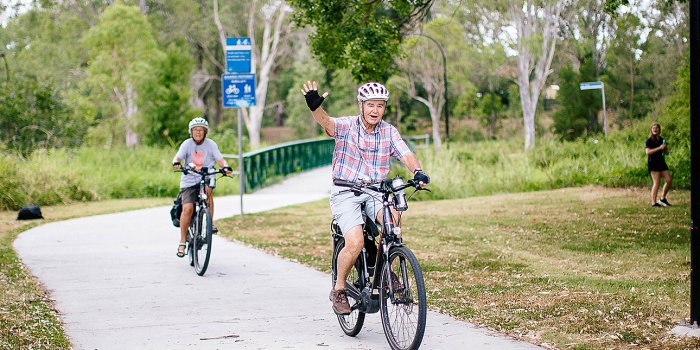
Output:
(224, 134), (429, 193)
(224, 138), (334, 192)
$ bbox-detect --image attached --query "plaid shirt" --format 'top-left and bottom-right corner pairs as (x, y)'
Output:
(332, 115), (412, 182)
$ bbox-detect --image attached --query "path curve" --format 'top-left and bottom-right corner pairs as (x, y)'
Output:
(14, 166), (541, 350)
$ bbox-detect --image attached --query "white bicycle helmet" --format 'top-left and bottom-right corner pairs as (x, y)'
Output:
(188, 117), (209, 134)
(357, 82), (389, 102)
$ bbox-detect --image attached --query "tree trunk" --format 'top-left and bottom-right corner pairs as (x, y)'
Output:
(519, 88), (536, 150)
(213, 0), (289, 149)
(629, 53), (635, 118)
(396, 98), (402, 131)
(111, 81), (139, 148)
(125, 81), (139, 147)
(408, 93), (444, 152)
(428, 104), (442, 152)
(510, 0), (563, 150)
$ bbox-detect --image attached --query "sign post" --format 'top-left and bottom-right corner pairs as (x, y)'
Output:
(222, 37), (256, 216)
(579, 81), (607, 136)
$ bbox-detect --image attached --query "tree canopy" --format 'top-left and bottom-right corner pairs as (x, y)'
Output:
(288, 0), (433, 82)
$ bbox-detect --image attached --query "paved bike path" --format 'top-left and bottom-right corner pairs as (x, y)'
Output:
(14, 166), (542, 350)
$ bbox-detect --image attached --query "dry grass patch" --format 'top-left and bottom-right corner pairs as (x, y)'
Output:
(220, 186), (699, 350)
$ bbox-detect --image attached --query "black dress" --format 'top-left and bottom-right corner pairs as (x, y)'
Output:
(646, 137), (669, 172)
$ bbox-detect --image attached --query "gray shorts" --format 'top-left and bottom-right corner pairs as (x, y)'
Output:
(330, 188), (383, 236)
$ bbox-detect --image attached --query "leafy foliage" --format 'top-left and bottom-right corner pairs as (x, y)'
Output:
(552, 61), (601, 139)
(139, 44), (198, 147)
(81, 2), (164, 146)
(288, 0), (434, 82)
(0, 77), (89, 155)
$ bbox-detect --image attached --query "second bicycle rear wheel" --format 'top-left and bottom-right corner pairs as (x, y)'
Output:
(379, 246), (426, 350)
(193, 207), (213, 276)
(331, 238), (365, 336)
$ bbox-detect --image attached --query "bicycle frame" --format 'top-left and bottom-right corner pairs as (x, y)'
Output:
(184, 167), (216, 236)
(177, 165), (229, 276)
(333, 178), (421, 313)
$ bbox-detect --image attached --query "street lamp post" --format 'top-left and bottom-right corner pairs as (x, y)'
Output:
(408, 33), (450, 143)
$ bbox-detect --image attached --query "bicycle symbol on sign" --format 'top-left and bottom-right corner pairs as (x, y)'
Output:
(226, 84), (240, 95)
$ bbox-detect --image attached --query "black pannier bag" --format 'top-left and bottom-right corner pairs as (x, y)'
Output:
(170, 195), (182, 227)
(17, 205), (43, 220)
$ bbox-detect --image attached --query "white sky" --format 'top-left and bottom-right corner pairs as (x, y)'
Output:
(1, 0), (32, 27)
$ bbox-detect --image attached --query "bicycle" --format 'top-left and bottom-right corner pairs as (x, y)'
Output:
(331, 176), (429, 350)
(175, 164), (231, 276)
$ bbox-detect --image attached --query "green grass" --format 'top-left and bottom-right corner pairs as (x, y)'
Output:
(0, 146), (241, 210)
(219, 187), (699, 350)
(0, 198), (168, 349)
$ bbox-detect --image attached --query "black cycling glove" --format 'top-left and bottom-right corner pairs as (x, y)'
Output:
(414, 171), (430, 185)
(304, 89), (325, 111)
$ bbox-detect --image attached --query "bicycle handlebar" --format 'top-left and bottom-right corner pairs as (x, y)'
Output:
(175, 165), (232, 178)
(333, 177), (425, 194)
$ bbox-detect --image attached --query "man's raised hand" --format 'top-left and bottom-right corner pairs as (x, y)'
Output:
(301, 80), (329, 111)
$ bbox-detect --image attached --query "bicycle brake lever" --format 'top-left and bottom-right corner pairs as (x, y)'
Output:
(408, 179), (431, 192)
(351, 183), (363, 196)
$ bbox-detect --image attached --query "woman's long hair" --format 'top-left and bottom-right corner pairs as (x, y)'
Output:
(648, 123), (662, 144)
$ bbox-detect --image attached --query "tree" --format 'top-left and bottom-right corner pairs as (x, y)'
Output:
(552, 61), (601, 139)
(0, 77), (88, 155)
(605, 12), (649, 121)
(510, 0), (565, 150)
(561, 0), (610, 77)
(82, 2), (164, 147)
(212, 0), (294, 149)
(139, 44), (197, 147)
(288, 0), (434, 82)
(453, 0), (565, 149)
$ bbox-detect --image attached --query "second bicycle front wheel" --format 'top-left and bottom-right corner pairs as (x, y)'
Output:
(193, 207), (213, 276)
(379, 246), (427, 350)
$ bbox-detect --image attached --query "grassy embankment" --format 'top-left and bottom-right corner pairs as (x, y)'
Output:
(219, 187), (697, 350)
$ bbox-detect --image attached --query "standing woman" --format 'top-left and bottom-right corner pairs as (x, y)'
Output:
(646, 123), (672, 207)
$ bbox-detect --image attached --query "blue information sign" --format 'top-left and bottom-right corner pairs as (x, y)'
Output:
(222, 73), (256, 108)
(579, 81), (604, 90)
(226, 37), (252, 73)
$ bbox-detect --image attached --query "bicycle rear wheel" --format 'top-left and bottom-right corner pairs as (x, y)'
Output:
(331, 238), (365, 336)
(193, 207), (213, 276)
(379, 246), (427, 350)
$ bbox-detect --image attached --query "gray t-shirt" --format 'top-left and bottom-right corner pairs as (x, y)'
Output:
(175, 138), (223, 188)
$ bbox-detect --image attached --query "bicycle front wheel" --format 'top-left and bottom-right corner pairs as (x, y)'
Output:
(193, 207), (213, 276)
(187, 227), (194, 267)
(379, 246), (427, 350)
(331, 238), (365, 336)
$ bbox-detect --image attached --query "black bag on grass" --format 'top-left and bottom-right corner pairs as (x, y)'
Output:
(17, 205), (43, 220)
(170, 195), (182, 227)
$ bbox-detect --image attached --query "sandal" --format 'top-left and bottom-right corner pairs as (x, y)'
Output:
(176, 243), (186, 258)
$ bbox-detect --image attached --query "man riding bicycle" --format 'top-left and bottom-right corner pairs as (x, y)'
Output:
(301, 81), (430, 315)
(172, 117), (232, 258)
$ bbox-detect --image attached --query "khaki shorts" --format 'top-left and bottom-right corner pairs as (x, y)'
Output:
(179, 185), (212, 205)
(330, 189), (383, 236)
